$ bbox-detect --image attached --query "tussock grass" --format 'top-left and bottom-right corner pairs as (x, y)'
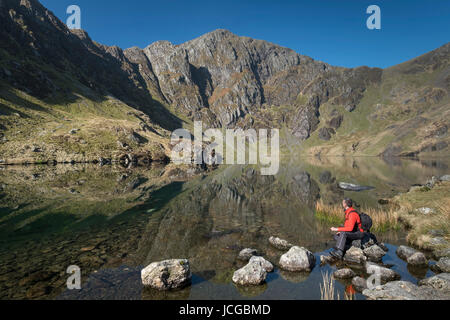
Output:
(315, 200), (401, 233)
(320, 271), (339, 300)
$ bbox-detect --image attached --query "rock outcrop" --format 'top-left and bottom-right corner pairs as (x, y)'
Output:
(363, 281), (448, 300)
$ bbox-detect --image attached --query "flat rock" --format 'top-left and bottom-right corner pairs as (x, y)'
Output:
(440, 175), (450, 181)
(249, 256), (274, 273)
(396, 245), (418, 260)
(268, 236), (293, 250)
(436, 257), (450, 273)
(279, 246), (316, 272)
(363, 281), (447, 300)
(365, 262), (401, 282)
(344, 247), (367, 264)
(338, 182), (374, 191)
(407, 252), (428, 267)
(419, 273), (450, 294)
(333, 268), (356, 279)
(363, 245), (386, 262)
(141, 259), (191, 290)
(232, 261), (267, 286)
(238, 248), (258, 261)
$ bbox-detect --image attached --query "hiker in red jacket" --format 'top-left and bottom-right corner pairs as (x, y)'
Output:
(329, 198), (365, 259)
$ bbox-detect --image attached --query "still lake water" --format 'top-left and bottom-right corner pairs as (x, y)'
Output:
(0, 157), (448, 300)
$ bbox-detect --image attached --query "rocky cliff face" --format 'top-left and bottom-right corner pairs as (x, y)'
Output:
(1, 0), (449, 159)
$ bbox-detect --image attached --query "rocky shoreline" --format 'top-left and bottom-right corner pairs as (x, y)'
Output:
(139, 234), (450, 300)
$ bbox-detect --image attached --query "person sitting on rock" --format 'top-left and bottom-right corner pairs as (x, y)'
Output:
(329, 198), (365, 259)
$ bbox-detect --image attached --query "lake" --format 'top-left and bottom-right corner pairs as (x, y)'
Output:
(0, 156), (448, 300)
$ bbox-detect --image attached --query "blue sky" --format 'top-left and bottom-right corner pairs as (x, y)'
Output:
(40, 0), (449, 68)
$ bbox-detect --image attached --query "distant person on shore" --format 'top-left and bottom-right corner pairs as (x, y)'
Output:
(329, 198), (365, 259)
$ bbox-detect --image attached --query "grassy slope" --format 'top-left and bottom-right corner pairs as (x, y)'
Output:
(298, 58), (449, 157)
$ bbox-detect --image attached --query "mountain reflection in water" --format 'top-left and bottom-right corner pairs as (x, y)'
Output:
(0, 157), (448, 299)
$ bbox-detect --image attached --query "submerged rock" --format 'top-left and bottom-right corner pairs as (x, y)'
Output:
(249, 256), (274, 273)
(363, 245), (386, 262)
(268, 236), (293, 250)
(141, 259), (191, 290)
(232, 261), (267, 286)
(407, 252), (428, 267)
(338, 182), (374, 191)
(363, 281), (447, 300)
(344, 247), (367, 264)
(418, 273), (450, 293)
(279, 246), (316, 272)
(396, 245), (418, 260)
(333, 268), (356, 279)
(365, 262), (401, 282)
(238, 248), (258, 261)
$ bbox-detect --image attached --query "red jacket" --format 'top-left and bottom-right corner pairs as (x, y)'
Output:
(338, 207), (363, 232)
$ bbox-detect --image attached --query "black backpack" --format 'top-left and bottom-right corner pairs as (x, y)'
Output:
(358, 211), (373, 232)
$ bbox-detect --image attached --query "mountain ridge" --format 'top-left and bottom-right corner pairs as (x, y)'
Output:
(0, 0), (449, 164)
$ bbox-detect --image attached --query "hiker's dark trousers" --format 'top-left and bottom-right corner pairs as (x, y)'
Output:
(334, 232), (364, 251)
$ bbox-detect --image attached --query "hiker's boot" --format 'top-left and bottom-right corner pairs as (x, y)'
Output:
(330, 248), (344, 259)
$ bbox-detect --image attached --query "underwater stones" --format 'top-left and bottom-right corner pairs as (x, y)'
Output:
(279, 246), (316, 272)
(268, 236), (294, 250)
(141, 259), (191, 290)
(237, 248), (258, 261)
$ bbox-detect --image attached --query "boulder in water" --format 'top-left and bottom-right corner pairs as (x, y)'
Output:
(249, 256), (274, 273)
(232, 260), (267, 286)
(279, 246), (316, 272)
(141, 259), (191, 290)
(364, 245), (386, 262)
(344, 247), (367, 264)
(352, 276), (368, 292)
(365, 262), (401, 282)
(396, 245), (418, 260)
(407, 252), (428, 267)
(333, 268), (356, 279)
